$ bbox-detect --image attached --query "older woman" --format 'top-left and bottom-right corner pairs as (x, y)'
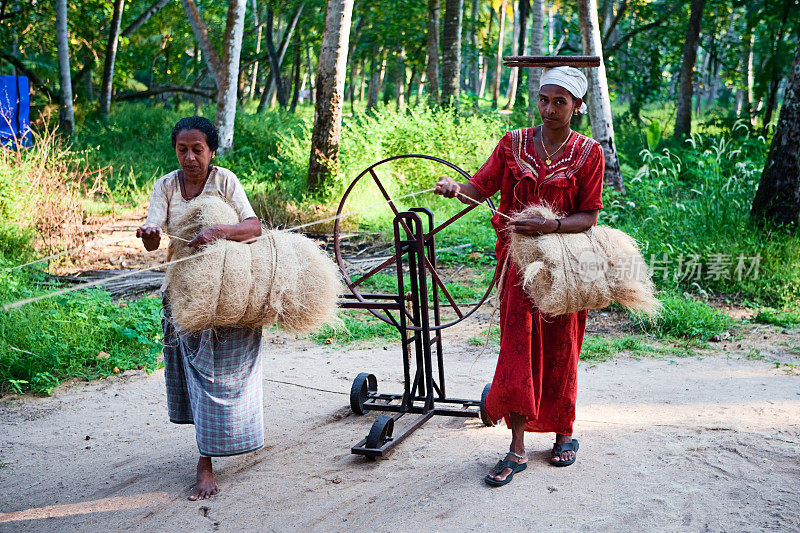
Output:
(434, 67), (604, 486)
(137, 116), (263, 500)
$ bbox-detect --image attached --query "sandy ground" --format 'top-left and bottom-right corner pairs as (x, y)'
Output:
(1, 312), (799, 533)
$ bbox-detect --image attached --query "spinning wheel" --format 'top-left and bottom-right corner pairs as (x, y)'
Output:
(333, 154), (496, 331)
(334, 154), (499, 458)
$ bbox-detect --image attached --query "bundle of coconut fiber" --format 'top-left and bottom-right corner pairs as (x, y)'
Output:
(165, 196), (341, 333)
(508, 204), (661, 317)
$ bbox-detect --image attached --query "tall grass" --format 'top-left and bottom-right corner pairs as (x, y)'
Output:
(0, 129), (162, 395)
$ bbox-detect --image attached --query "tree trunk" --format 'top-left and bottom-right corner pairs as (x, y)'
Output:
(673, 0), (705, 139)
(55, 0), (74, 133)
(359, 58), (366, 103)
(751, 44), (800, 227)
(367, 50), (381, 110)
(290, 29), (301, 112)
(527, 0), (544, 119)
(503, 3), (520, 108)
(512, 0), (530, 110)
(264, 5), (304, 105)
(215, 0), (247, 155)
(265, 7), (288, 108)
(181, 0), (222, 85)
(257, 5), (304, 112)
(395, 48), (406, 111)
(307, 0), (355, 190)
(121, 0), (171, 38)
(577, 0), (624, 193)
(735, 20), (754, 122)
(99, 0), (125, 118)
(248, 0), (262, 100)
(426, 0), (441, 104)
(440, 0), (463, 107)
(469, 0), (480, 108)
(307, 44), (315, 106)
(762, 1), (791, 133)
(694, 43), (709, 115)
(492, 0), (506, 109)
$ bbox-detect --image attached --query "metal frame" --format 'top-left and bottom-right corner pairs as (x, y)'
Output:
(340, 206), (494, 458)
(333, 154), (496, 331)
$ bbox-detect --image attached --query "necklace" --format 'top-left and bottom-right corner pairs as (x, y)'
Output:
(540, 130), (572, 165)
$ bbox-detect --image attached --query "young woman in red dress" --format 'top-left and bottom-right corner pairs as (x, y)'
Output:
(434, 67), (605, 486)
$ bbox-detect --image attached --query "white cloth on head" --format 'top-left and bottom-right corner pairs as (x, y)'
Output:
(539, 66), (589, 114)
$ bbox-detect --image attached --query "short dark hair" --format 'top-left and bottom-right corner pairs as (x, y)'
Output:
(171, 116), (219, 152)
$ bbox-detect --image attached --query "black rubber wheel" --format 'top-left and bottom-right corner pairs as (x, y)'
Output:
(479, 383), (495, 427)
(365, 414), (395, 449)
(350, 373), (377, 415)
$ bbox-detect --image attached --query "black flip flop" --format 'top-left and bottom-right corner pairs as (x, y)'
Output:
(484, 459), (527, 486)
(550, 439), (579, 467)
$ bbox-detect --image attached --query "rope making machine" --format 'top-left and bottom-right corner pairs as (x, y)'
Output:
(333, 154), (498, 458)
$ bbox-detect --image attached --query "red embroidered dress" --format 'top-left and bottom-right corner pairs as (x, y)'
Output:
(470, 127), (604, 435)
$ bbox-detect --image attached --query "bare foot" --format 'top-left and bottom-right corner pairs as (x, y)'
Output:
(550, 433), (576, 464)
(487, 451), (528, 483)
(188, 457), (219, 501)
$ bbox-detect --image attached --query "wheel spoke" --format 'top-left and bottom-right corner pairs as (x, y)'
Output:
(425, 203), (479, 240)
(370, 169), (398, 215)
(371, 168), (416, 239)
(423, 256), (463, 319)
(350, 252), (399, 288)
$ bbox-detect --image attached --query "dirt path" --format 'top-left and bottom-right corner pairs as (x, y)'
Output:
(1, 315), (798, 532)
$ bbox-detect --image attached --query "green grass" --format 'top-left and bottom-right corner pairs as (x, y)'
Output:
(0, 271), (163, 395)
(632, 293), (735, 340)
(309, 310), (398, 345)
(469, 325), (501, 347)
(752, 308), (800, 328)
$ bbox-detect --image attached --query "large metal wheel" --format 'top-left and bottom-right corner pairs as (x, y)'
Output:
(365, 414), (395, 449)
(479, 383), (495, 427)
(350, 372), (377, 415)
(333, 154), (496, 331)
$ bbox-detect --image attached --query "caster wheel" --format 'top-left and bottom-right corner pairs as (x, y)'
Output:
(479, 383), (495, 427)
(365, 414), (395, 449)
(350, 373), (377, 415)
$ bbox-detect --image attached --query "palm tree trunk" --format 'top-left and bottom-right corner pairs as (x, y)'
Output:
(492, 0), (506, 109)
(751, 43), (800, 226)
(440, 0), (463, 107)
(673, 0), (705, 138)
(55, 0), (75, 133)
(215, 0), (247, 155)
(426, 0), (441, 104)
(527, 0), (544, 119)
(307, 0), (355, 190)
(577, 0), (624, 193)
(99, 0), (125, 118)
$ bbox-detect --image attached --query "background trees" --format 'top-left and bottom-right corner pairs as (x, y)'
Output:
(0, 0), (798, 208)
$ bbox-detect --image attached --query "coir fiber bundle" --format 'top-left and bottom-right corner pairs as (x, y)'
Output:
(508, 204), (660, 317)
(165, 196), (341, 333)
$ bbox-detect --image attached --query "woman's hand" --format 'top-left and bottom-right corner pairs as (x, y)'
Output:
(433, 176), (461, 198)
(136, 225), (162, 251)
(187, 225), (228, 248)
(511, 217), (559, 236)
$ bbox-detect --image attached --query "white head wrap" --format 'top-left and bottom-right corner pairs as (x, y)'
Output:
(539, 66), (588, 114)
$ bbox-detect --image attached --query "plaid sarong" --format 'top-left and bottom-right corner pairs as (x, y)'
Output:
(162, 298), (264, 457)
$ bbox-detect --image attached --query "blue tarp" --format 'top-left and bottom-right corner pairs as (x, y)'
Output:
(0, 75), (32, 149)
